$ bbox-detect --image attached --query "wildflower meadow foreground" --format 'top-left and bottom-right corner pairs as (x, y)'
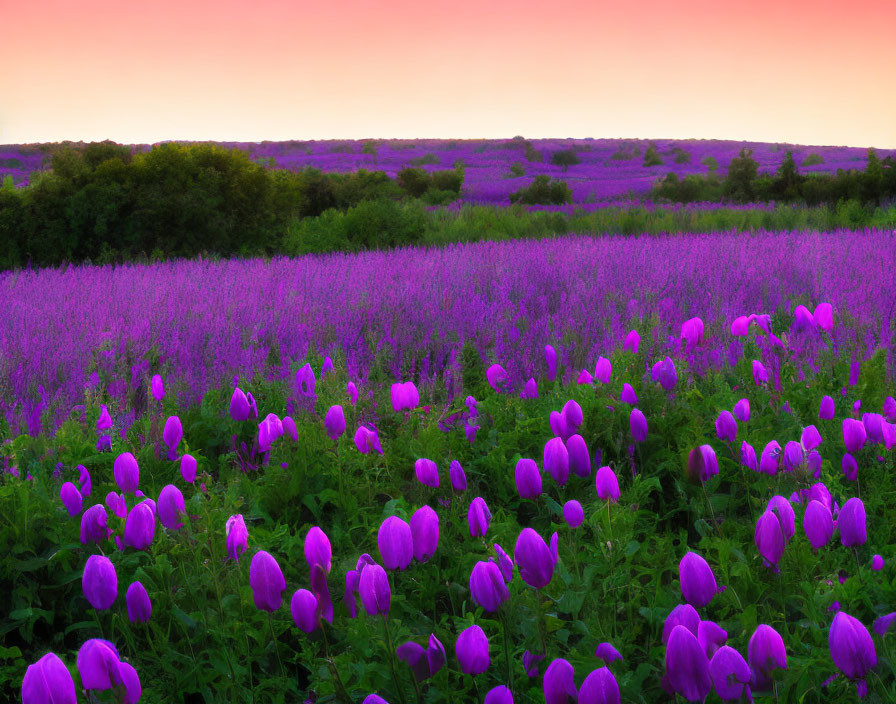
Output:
(4, 229), (896, 703)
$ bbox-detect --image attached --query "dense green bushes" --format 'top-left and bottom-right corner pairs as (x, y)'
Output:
(509, 175), (573, 205)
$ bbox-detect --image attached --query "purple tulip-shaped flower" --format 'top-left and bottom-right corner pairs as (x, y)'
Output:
(226, 514), (249, 561)
(410, 505), (439, 563)
(514, 527), (554, 588)
(803, 499), (834, 549)
(304, 526), (332, 574)
(709, 646), (751, 702)
(755, 510), (785, 569)
(126, 581), (152, 623)
(113, 452), (139, 494)
(524, 650), (545, 677)
(346, 381), (359, 406)
(456, 624), (490, 675)
(162, 415), (183, 456)
(680, 317), (704, 350)
(427, 634), (446, 677)
(414, 458), (439, 488)
(561, 399), (583, 433)
(819, 395), (835, 419)
(520, 377), (538, 399)
(322, 405), (346, 442)
(22, 652), (77, 704)
(61, 481), (82, 517)
(76, 639), (123, 692)
(630, 408), (648, 443)
(620, 383), (638, 405)
(150, 374), (164, 400)
(843, 418), (866, 453)
(872, 554), (884, 571)
(353, 425), (384, 455)
(81, 504), (109, 544)
(470, 560), (510, 612)
(543, 658), (577, 704)
(594, 642), (623, 664)
(493, 544), (514, 582)
(623, 329), (640, 353)
(830, 611), (877, 694)
(679, 552), (717, 608)
(249, 550), (286, 612)
(767, 495), (795, 542)
(801, 425), (822, 452)
(486, 364), (509, 393)
(359, 563), (391, 615)
(180, 454), (197, 484)
(363, 697), (389, 704)
(97, 405), (112, 431)
(578, 666), (620, 704)
(665, 625), (712, 701)
(748, 624), (787, 691)
(697, 620), (727, 659)
(595, 466), (620, 502)
(594, 356), (612, 384)
(759, 440), (781, 475)
(662, 604), (701, 644)
(862, 413), (884, 444)
(842, 452), (858, 481)
(291, 589), (319, 633)
(158, 484), (185, 531)
(740, 441), (758, 472)
(78, 464), (92, 498)
(563, 500), (584, 528)
(321, 356), (334, 377)
(83, 555), (117, 610)
(396, 641), (431, 683)
(545, 344), (558, 381)
(449, 460), (467, 492)
(652, 357), (677, 391)
(296, 363), (317, 398)
(567, 434), (591, 478)
(732, 398), (750, 423)
(544, 437), (570, 486)
(124, 501), (156, 550)
(230, 387), (250, 421)
(577, 369), (594, 385)
(515, 458), (543, 499)
(715, 411), (737, 443)
(468, 497), (492, 537)
(839, 497), (867, 547)
(752, 359), (768, 386)
(378, 516), (413, 570)
(687, 445), (718, 483)
(484, 685), (514, 704)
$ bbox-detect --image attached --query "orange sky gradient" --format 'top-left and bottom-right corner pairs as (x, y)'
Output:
(1, 0), (894, 148)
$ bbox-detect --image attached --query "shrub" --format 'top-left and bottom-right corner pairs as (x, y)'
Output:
(701, 156), (719, 172)
(509, 175), (573, 205)
(643, 144), (663, 167)
(802, 153), (824, 166)
(508, 163), (525, 178)
(550, 149), (581, 171)
(409, 153), (440, 166)
(397, 168), (431, 198)
(673, 148), (691, 164)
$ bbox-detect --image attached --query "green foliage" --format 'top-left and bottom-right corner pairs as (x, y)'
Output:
(802, 153), (824, 167)
(642, 143), (663, 167)
(524, 141), (542, 163)
(549, 149), (581, 171)
(509, 175), (573, 205)
(722, 148), (760, 203)
(508, 162), (525, 178)
(409, 153), (440, 166)
(701, 155), (719, 172)
(611, 143), (641, 160)
(672, 148), (691, 164)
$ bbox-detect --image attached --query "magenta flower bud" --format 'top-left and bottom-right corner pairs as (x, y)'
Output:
(321, 356), (334, 377)
(687, 445), (718, 483)
(323, 405), (346, 441)
(813, 302), (833, 332)
(782, 441), (803, 471)
(740, 441), (758, 472)
(469, 560), (510, 611)
(623, 329), (640, 353)
(842, 452), (858, 481)
(680, 317), (704, 349)
(630, 408), (648, 443)
(679, 552), (717, 608)
(229, 387), (250, 421)
(709, 646), (751, 702)
(752, 359), (768, 386)
(732, 398), (750, 423)
(449, 460), (467, 492)
(578, 666), (620, 704)
(561, 399), (583, 433)
(60, 481), (82, 517)
(800, 425), (822, 452)
(595, 466), (620, 502)
(665, 625), (711, 702)
(82, 555), (117, 610)
(150, 374), (164, 400)
(567, 435), (591, 478)
(157, 484), (185, 531)
(246, 392), (258, 418)
(456, 624), (490, 675)
(515, 459), (542, 499)
(97, 405), (112, 431)
(591, 642), (621, 664)
(410, 505), (439, 563)
(80, 504), (109, 544)
(543, 658), (577, 704)
(178, 454), (197, 484)
(514, 527), (554, 588)
(884, 396), (896, 421)
(839, 497), (867, 547)
(162, 415), (183, 453)
(346, 381), (359, 405)
(124, 502), (156, 550)
(594, 356), (612, 384)
(662, 604), (701, 644)
(226, 514), (249, 562)
(126, 581), (152, 623)
(358, 563), (391, 616)
(697, 620), (727, 659)
(793, 304), (815, 331)
(291, 588), (319, 633)
(295, 363), (317, 398)
(427, 634), (446, 677)
(652, 357), (677, 391)
(249, 550), (286, 612)
(493, 543), (514, 582)
(755, 510), (785, 569)
(544, 437), (570, 486)
(78, 464), (92, 498)
(76, 639), (123, 691)
(819, 395), (836, 420)
(545, 344), (558, 381)
(397, 641), (431, 682)
(414, 458), (439, 488)
(577, 369), (594, 385)
(549, 411), (568, 439)
(759, 441), (781, 475)
(280, 415), (297, 442)
(468, 496), (492, 537)
(843, 418), (867, 453)
(484, 685), (514, 704)
(863, 413), (884, 444)
(363, 697), (389, 704)
(748, 624), (786, 691)
(803, 500), (833, 549)
(767, 495), (795, 542)
(806, 450), (822, 478)
(520, 377), (539, 399)
(563, 500), (584, 528)
(378, 516), (413, 570)
(875, 613), (896, 635)
(353, 425), (384, 455)
(715, 411), (737, 443)
(21, 652), (76, 704)
(113, 452), (139, 494)
(620, 383), (638, 405)
(830, 612), (877, 690)
(871, 554), (884, 570)
(731, 315), (751, 336)
(304, 526), (332, 574)
(524, 650), (545, 677)
(486, 364), (509, 392)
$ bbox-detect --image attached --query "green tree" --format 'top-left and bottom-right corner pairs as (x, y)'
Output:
(643, 143), (663, 167)
(723, 148), (759, 203)
(550, 149), (581, 171)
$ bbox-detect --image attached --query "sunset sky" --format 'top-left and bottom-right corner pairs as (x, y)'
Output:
(2, 0), (894, 148)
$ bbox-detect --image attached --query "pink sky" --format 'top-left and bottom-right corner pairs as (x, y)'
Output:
(1, 0), (894, 147)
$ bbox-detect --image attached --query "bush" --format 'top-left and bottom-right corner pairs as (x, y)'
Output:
(802, 153), (824, 166)
(643, 144), (663, 167)
(673, 148), (691, 164)
(524, 142), (542, 162)
(508, 163), (525, 178)
(397, 168), (431, 198)
(611, 143), (641, 160)
(509, 175), (573, 205)
(550, 149), (581, 170)
(702, 156), (719, 172)
(409, 153), (440, 166)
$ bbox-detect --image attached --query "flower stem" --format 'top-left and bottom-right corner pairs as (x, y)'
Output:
(382, 616), (408, 704)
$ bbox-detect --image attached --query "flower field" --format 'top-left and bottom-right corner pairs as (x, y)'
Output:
(4, 228), (896, 703)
